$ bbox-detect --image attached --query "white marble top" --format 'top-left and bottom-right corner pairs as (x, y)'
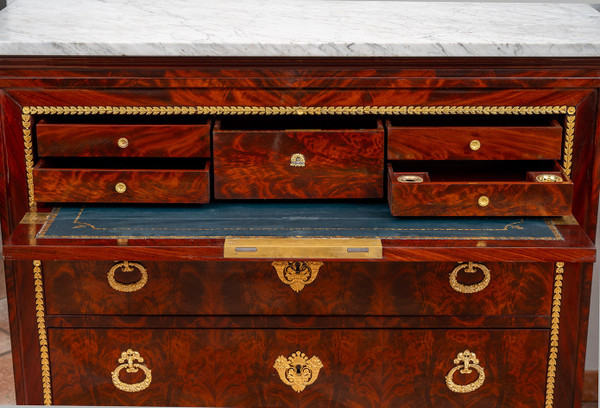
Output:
(0, 0), (599, 57)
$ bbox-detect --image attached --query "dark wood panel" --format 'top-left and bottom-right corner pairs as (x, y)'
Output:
(45, 315), (551, 330)
(388, 164), (573, 217)
(49, 328), (549, 407)
(42, 261), (553, 318)
(382, 329), (548, 408)
(36, 122), (211, 158)
(33, 161), (210, 203)
(213, 122), (384, 199)
(387, 121), (563, 160)
(6, 261), (44, 404)
(1, 57), (600, 89)
(49, 328), (215, 406)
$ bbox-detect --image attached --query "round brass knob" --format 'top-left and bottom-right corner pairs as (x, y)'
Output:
(469, 140), (481, 151)
(478, 195), (489, 207)
(115, 182), (127, 194)
(117, 137), (129, 148)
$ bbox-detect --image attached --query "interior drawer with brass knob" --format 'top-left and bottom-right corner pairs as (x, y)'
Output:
(36, 120), (211, 158)
(32, 159), (210, 203)
(387, 161), (573, 216)
(386, 118), (563, 160)
(212, 117), (384, 199)
(47, 327), (548, 407)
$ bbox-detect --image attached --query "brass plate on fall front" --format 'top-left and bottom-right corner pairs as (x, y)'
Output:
(224, 238), (382, 259)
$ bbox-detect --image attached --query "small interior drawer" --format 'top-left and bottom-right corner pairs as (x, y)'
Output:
(387, 118), (563, 160)
(36, 120), (211, 158)
(33, 159), (210, 203)
(213, 118), (384, 199)
(387, 161), (573, 216)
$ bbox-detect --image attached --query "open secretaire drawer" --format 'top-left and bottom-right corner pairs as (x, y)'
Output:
(33, 159), (211, 203)
(387, 161), (573, 217)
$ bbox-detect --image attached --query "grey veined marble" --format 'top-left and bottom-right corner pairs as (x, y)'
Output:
(0, 0), (599, 57)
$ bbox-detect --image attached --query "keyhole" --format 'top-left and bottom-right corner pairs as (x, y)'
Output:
(295, 365), (302, 374)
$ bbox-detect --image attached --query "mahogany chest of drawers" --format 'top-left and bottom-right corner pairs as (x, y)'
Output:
(0, 57), (598, 408)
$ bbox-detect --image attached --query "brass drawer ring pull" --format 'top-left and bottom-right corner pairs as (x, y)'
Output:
(272, 261), (323, 293)
(111, 349), (152, 393)
(445, 350), (485, 393)
(108, 261), (148, 292)
(274, 351), (323, 393)
(449, 262), (491, 294)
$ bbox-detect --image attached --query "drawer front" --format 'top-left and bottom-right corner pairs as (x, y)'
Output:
(33, 162), (210, 203)
(36, 122), (211, 158)
(49, 328), (548, 407)
(388, 164), (572, 217)
(43, 261), (553, 317)
(213, 126), (384, 199)
(387, 121), (563, 160)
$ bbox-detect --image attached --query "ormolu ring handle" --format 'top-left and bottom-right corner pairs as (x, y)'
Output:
(449, 262), (491, 294)
(111, 349), (152, 393)
(107, 261), (148, 292)
(445, 350), (485, 393)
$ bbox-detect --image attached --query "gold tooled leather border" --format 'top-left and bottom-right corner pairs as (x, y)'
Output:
(21, 104), (576, 211)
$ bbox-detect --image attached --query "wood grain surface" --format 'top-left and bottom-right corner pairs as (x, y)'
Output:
(387, 120), (563, 160)
(388, 164), (573, 217)
(47, 327), (548, 407)
(213, 122), (384, 199)
(36, 122), (211, 158)
(42, 261), (554, 318)
(33, 161), (210, 203)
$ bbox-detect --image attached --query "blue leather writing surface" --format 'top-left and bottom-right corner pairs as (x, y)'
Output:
(37, 203), (563, 240)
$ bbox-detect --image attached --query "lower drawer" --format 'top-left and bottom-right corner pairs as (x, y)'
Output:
(48, 328), (549, 407)
(42, 261), (553, 317)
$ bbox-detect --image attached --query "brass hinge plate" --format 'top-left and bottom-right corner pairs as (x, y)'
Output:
(224, 238), (382, 259)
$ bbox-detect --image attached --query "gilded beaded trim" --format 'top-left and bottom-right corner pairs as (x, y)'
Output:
(545, 262), (564, 408)
(21, 104), (576, 211)
(33, 260), (52, 405)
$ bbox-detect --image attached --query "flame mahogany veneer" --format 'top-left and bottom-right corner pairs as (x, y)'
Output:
(0, 57), (599, 408)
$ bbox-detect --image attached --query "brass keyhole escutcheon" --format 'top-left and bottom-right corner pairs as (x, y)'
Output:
(272, 261), (323, 292)
(445, 350), (485, 393)
(290, 153), (306, 167)
(111, 349), (152, 393)
(274, 351), (323, 393)
(117, 137), (129, 148)
(469, 140), (481, 151)
(478, 195), (489, 207)
(115, 182), (127, 194)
